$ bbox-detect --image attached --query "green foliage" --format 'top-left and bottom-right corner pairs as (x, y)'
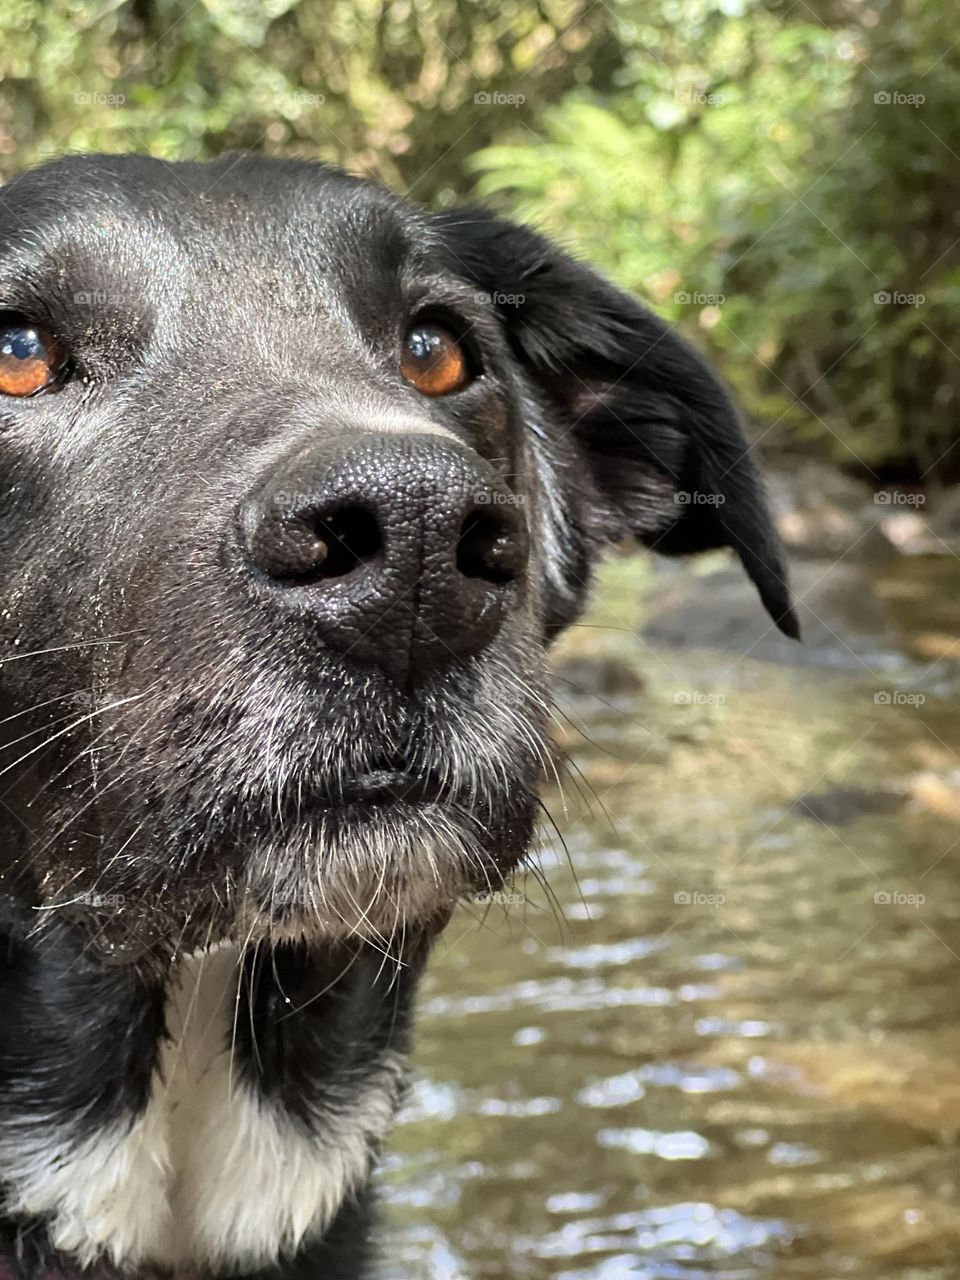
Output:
(470, 0), (960, 479)
(0, 0), (956, 476)
(0, 0), (621, 202)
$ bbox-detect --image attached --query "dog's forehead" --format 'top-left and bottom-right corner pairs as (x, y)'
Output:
(0, 153), (428, 308)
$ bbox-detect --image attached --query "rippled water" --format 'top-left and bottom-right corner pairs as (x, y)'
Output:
(382, 549), (960, 1279)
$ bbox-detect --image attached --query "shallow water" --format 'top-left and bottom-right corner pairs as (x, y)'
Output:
(382, 549), (960, 1279)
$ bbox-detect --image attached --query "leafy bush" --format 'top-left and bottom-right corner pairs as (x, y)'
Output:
(0, 0), (622, 203)
(471, 0), (960, 479)
(1, 0), (956, 477)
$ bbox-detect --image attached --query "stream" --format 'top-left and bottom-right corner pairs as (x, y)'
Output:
(382, 516), (960, 1279)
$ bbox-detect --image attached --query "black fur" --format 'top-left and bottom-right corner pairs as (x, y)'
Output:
(432, 207), (798, 638)
(0, 153), (795, 1280)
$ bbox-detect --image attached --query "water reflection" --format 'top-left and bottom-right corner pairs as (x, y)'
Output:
(383, 551), (960, 1279)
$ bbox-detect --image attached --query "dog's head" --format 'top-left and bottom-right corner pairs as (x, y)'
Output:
(0, 154), (795, 962)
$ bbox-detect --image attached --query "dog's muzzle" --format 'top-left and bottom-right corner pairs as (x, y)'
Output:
(239, 431), (529, 682)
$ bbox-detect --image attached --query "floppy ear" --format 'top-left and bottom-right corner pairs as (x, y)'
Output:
(433, 209), (799, 639)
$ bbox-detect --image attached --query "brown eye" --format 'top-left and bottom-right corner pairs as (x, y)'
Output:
(400, 322), (472, 396)
(0, 317), (63, 397)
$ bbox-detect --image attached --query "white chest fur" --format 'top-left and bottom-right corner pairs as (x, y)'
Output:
(1, 945), (403, 1272)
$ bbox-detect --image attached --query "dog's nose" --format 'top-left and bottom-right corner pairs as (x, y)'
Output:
(239, 433), (528, 679)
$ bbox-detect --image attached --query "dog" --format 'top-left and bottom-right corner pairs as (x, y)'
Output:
(0, 153), (796, 1280)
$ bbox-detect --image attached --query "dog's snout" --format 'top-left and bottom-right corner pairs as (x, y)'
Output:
(240, 433), (528, 678)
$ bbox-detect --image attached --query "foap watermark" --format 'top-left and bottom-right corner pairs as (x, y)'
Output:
(874, 890), (925, 907)
(874, 90), (925, 107)
(46, 890), (126, 911)
(474, 90), (525, 108)
(674, 290), (726, 306)
(474, 289), (525, 308)
(674, 491), (725, 507)
(675, 87), (727, 108)
(674, 890), (726, 908)
(83, 892), (126, 910)
(74, 91), (126, 108)
(874, 689), (926, 706)
(874, 490), (925, 506)
(674, 690), (726, 706)
(471, 889), (525, 908)
(274, 489), (312, 511)
(874, 290), (925, 307)
(287, 90), (326, 107)
(73, 289), (137, 307)
(475, 490), (525, 506)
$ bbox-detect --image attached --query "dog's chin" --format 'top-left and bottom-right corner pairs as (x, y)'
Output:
(44, 782), (535, 966)
(238, 788), (533, 946)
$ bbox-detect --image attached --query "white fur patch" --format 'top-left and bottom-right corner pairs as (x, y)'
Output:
(0, 945), (404, 1271)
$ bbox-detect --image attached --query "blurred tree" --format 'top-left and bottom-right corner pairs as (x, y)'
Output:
(0, 0), (625, 204)
(470, 0), (960, 480)
(0, 0), (956, 477)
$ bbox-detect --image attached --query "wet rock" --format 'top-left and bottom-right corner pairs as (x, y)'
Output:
(768, 463), (895, 563)
(769, 461), (960, 559)
(909, 771), (960, 820)
(793, 786), (907, 827)
(877, 510), (940, 555)
(641, 558), (905, 670)
(926, 487), (960, 551)
(552, 654), (645, 697)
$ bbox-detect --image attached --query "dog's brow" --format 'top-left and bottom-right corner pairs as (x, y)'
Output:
(0, 239), (125, 307)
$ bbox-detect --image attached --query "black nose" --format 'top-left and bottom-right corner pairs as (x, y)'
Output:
(239, 433), (528, 680)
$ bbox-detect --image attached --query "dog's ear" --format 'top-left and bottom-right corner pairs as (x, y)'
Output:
(433, 209), (799, 639)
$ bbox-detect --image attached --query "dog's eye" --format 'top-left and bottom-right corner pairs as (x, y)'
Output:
(0, 317), (64, 397)
(401, 322), (472, 396)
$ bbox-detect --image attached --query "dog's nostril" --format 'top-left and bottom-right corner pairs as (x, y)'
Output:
(243, 436), (530, 672)
(307, 506), (382, 580)
(456, 510), (519, 585)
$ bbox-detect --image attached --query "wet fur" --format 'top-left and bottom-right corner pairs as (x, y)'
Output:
(0, 154), (794, 1279)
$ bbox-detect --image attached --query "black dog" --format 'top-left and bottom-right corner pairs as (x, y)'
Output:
(0, 153), (796, 1280)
